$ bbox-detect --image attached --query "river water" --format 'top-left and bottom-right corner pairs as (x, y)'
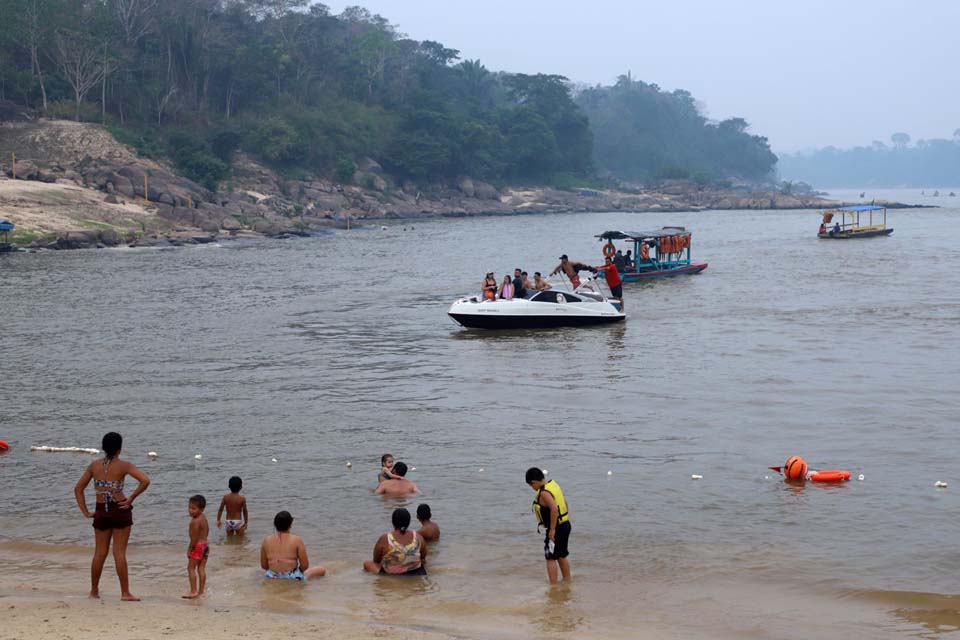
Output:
(1, 191), (959, 638)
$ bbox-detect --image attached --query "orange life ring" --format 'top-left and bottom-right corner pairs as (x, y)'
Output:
(809, 470), (850, 482)
(639, 244), (649, 260)
(0, 439), (9, 451)
(602, 243), (616, 258)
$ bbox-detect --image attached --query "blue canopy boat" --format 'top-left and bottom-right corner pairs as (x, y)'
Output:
(0, 220), (14, 253)
(596, 228), (708, 282)
(818, 205), (893, 239)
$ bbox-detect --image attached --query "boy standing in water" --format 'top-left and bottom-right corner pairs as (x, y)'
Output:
(216, 476), (248, 536)
(525, 468), (572, 584)
(184, 495), (209, 599)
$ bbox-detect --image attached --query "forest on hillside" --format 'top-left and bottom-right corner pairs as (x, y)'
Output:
(0, 0), (778, 190)
(576, 74), (777, 183)
(779, 132), (960, 187)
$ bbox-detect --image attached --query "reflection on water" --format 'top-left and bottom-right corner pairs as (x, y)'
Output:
(2, 201), (960, 637)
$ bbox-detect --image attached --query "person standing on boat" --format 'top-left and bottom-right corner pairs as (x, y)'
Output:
(534, 272), (552, 291)
(500, 275), (515, 300)
(550, 255), (596, 289)
(512, 268), (527, 299)
(525, 467), (572, 584)
(482, 272), (498, 300)
(595, 256), (623, 308)
(613, 250), (626, 273)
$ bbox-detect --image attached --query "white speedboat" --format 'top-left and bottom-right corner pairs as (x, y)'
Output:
(448, 280), (625, 330)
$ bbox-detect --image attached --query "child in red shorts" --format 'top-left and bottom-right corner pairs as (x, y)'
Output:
(183, 495), (209, 599)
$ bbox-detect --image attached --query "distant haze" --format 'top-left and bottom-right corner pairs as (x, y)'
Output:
(325, 0), (960, 153)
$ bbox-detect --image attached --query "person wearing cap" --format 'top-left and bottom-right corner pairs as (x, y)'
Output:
(512, 268), (527, 299)
(549, 255), (596, 289)
(481, 272), (498, 300)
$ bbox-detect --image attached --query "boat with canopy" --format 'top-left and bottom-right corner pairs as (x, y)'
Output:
(596, 228), (707, 282)
(818, 205), (893, 239)
(0, 220), (15, 253)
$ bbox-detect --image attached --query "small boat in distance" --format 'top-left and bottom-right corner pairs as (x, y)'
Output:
(448, 278), (625, 330)
(818, 205), (893, 239)
(0, 220), (15, 253)
(596, 228), (708, 281)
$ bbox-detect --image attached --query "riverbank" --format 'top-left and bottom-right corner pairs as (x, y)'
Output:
(0, 119), (926, 251)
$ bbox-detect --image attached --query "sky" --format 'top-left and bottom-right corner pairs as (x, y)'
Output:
(324, 0), (960, 153)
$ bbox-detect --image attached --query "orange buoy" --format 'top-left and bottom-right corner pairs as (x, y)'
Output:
(784, 455), (807, 480)
(0, 439), (9, 451)
(639, 244), (650, 260)
(809, 470), (851, 482)
(602, 243), (616, 258)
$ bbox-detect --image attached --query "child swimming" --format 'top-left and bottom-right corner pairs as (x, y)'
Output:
(183, 495), (209, 599)
(378, 453), (402, 483)
(216, 476), (248, 536)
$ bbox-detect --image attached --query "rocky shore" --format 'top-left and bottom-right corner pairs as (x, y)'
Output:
(0, 119), (920, 251)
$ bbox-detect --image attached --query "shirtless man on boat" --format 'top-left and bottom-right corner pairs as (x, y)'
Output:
(549, 255), (596, 289)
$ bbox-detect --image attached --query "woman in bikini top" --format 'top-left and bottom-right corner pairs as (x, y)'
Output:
(74, 432), (150, 600)
(260, 511), (326, 580)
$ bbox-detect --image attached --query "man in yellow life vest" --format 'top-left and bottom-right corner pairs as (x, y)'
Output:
(525, 467), (571, 584)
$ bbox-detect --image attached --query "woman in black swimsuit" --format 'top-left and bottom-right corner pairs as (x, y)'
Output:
(74, 432), (150, 600)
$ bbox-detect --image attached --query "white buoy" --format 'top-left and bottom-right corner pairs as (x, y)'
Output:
(857, 474), (865, 481)
(691, 474), (703, 480)
(479, 468), (485, 472)
(410, 466), (417, 471)
(607, 470), (613, 476)
(346, 461), (353, 468)
(764, 475), (770, 480)
(935, 481), (948, 488)
(147, 451), (158, 459)
(194, 454), (202, 460)
(542, 469), (548, 475)
(271, 458), (278, 463)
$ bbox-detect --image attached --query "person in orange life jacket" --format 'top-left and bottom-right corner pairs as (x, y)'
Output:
(525, 467), (572, 584)
(595, 256), (623, 307)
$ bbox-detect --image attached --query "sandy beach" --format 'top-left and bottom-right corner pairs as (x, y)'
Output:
(1, 595), (461, 640)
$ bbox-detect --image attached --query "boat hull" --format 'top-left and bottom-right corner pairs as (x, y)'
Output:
(449, 312), (625, 330)
(621, 262), (708, 281)
(818, 229), (893, 239)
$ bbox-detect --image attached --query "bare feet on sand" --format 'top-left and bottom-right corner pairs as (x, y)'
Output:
(88, 591), (100, 599)
(181, 592), (200, 600)
(120, 593), (141, 601)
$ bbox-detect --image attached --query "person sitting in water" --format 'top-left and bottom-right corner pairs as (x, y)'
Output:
(534, 272), (552, 291)
(550, 254), (596, 289)
(374, 461), (419, 496)
(260, 511), (326, 581)
(499, 275), (515, 300)
(416, 504), (440, 543)
(482, 272), (498, 300)
(363, 508), (428, 576)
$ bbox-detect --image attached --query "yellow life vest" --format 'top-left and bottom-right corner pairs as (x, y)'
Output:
(533, 479), (570, 528)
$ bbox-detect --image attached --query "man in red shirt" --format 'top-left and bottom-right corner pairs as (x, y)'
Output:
(595, 256), (623, 308)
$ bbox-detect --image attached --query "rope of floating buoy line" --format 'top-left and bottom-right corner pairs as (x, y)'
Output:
(30, 446), (101, 454)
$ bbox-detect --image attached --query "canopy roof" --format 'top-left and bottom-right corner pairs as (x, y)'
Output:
(596, 228), (688, 241)
(827, 205), (886, 213)
(0, 220), (15, 231)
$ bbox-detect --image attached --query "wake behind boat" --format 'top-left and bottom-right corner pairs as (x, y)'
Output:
(448, 278), (625, 330)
